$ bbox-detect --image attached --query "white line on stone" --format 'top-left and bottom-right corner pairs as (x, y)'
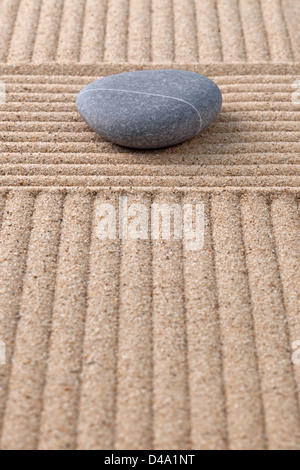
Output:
(77, 88), (203, 133)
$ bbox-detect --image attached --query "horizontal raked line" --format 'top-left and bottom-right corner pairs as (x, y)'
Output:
(4, 92), (298, 101)
(2, 153), (300, 166)
(1, 164), (300, 177)
(1, 103), (297, 112)
(4, 96), (297, 106)
(3, 84), (299, 93)
(1, 75), (300, 85)
(1, 121), (299, 132)
(1, 176), (300, 187)
(1, 121), (299, 131)
(0, 64), (299, 76)
(1, 142), (298, 154)
(2, 131), (299, 143)
(1, 112), (299, 122)
(0, 187), (299, 194)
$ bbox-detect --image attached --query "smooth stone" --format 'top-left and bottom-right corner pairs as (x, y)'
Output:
(76, 70), (222, 149)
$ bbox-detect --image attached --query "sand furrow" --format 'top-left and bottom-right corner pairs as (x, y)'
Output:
(183, 193), (227, 450)
(7, 0), (43, 63)
(0, 0), (21, 62)
(195, 0), (222, 63)
(38, 192), (93, 450)
(0, 192), (35, 438)
(0, 192), (64, 450)
(260, 0), (293, 62)
(217, 0), (246, 62)
(80, 0), (108, 63)
(173, 0), (198, 63)
(282, 0), (300, 61)
(241, 194), (300, 450)
(152, 193), (190, 450)
(151, 0), (174, 63)
(211, 193), (265, 450)
(33, 0), (64, 62)
(2, 152), (300, 166)
(104, 0), (129, 62)
(239, 0), (269, 62)
(127, 0), (151, 63)
(56, 0), (86, 63)
(271, 194), (300, 413)
(77, 193), (120, 450)
(115, 193), (153, 450)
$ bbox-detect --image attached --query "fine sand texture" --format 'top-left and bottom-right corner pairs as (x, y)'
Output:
(0, 0), (300, 451)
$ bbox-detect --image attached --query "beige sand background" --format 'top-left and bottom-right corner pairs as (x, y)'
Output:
(0, 0), (299, 450)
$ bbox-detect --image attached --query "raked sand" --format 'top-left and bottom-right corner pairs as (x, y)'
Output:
(0, 0), (299, 450)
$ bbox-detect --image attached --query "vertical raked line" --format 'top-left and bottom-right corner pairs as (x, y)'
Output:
(38, 193), (93, 450)
(151, 193), (190, 450)
(269, 194), (300, 420)
(0, 192), (64, 450)
(127, 0), (151, 62)
(209, 193), (229, 449)
(180, 192), (192, 450)
(194, 0), (222, 62)
(151, 0), (174, 63)
(282, 0), (300, 61)
(183, 193), (227, 450)
(239, 192), (268, 450)
(239, 0), (269, 62)
(33, 0), (65, 62)
(0, 0), (21, 62)
(56, 0), (86, 63)
(241, 194), (300, 450)
(35, 192), (66, 450)
(0, 192), (36, 441)
(260, 0), (293, 62)
(271, 194), (300, 408)
(0, 193), (7, 230)
(73, 192), (95, 450)
(173, 0), (198, 62)
(217, 0), (246, 62)
(77, 193), (120, 450)
(112, 206), (121, 452)
(104, 0), (129, 62)
(80, 0), (108, 63)
(7, 0), (43, 62)
(115, 193), (153, 450)
(278, 0), (295, 62)
(211, 193), (265, 450)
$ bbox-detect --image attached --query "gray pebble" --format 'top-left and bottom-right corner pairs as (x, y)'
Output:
(76, 70), (222, 149)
